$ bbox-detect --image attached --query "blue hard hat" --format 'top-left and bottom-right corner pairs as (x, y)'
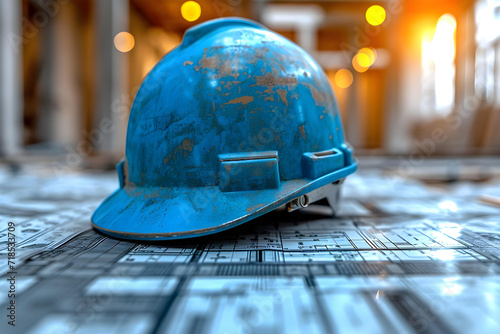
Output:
(92, 17), (357, 240)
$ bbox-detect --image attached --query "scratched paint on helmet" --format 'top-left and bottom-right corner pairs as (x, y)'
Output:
(92, 18), (357, 241)
(126, 19), (342, 187)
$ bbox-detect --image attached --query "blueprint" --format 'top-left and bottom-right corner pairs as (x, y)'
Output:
(1, 157), (500, 334)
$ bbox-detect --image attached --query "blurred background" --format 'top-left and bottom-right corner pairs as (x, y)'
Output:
(1, 0), (499, 169)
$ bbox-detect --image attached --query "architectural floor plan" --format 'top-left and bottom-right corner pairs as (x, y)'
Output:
(1, 158), (500, 333)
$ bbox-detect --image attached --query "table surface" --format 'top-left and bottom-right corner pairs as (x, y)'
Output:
(1, 157), (500, 334)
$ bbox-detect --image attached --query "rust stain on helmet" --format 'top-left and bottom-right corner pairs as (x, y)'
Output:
(223, 96), (254, 105)
(276, 89), (288, 106)
(302, 82), (325, 105)
(299, 125), (307, 139)
(253, 72), (298, 87)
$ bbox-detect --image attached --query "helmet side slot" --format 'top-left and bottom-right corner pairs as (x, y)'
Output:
(302, 148), (344, 179)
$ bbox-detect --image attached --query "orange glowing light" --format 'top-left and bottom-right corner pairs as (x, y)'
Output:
(358, 47), (377, 66)
(355, 52), (371, 67)
(334, 69), (353, 88)
(352, 53), (369, 73)
(114, 32), (135, 53)
(181, 1), (201, 22)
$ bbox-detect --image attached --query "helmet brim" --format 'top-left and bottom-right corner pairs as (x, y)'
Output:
(91, 163), (357, 241)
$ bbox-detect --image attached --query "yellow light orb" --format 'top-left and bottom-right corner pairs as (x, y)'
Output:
(366, 5), (386, 26)
(114, 32), (135, 53)
(334, 69), (353, 88)
(181, 1), (201, 22)
(354, 52), (371, 68)
(358, 47), (377, 66)
(352, 53), (369, 72)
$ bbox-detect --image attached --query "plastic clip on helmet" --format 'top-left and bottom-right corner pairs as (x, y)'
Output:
(92, 17), (357, 241)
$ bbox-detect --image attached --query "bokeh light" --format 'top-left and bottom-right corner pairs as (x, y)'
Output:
(181, 1), (201, 22)
(358, 47), (377, 66)
(354, 52), (371, 67)
(114, 32), (135, 53)
(352, 53), (369, 73)
(366, 5), (386, 26)
(334, 69), (354, 88)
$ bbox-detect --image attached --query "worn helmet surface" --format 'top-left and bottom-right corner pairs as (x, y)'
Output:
(92, 17), (357, 240)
